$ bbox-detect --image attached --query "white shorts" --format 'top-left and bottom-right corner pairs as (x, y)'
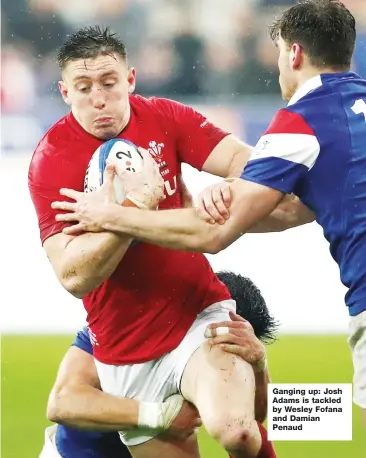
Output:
(348, 309), (366, 408)
(95, 299), (236, 446)
(39, 425), (61, 458)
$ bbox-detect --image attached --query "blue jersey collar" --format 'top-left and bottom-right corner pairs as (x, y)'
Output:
(288, 71), (359, 106)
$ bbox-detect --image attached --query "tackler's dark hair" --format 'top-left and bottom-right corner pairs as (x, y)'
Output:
(216, 271), (278, 344)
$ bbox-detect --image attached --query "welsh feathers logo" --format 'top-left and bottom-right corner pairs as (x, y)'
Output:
(148, 141), (164, 162)
(88, 329), (99, 346)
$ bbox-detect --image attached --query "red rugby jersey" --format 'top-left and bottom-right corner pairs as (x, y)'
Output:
(29, 95), (231, 364)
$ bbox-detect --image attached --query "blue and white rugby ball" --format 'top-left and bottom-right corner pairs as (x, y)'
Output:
(84, 138), (143, 204)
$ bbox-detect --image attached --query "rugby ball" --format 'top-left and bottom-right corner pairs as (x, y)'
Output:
(84, 138), (143, 205)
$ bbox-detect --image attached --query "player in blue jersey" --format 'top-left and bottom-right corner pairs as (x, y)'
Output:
(52, 0), (366, 432)
(39, 272), (276, 458)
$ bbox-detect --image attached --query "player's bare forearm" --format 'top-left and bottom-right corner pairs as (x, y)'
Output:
(46, 232), (132, 298)
(102, 179), (284, 253)
(64, 232), (132, 297)
(103, 205), (222, 253)
(254, 369), (270, 423)
(248, 208), (299, 233)
(47, 346), (140, 431)
(248, 195), (315, 233)
(48, 382), (139, 431)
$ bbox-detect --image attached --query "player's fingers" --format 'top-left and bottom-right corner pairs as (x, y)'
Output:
(221, 182), (232, 208)
(138, 147), (156, 171)
(234, 315), (254, 334)
(103, 163), (116, 184)
(211, 187), (229, 220)
(195, 198), (215, 224)
(51, 201), (76, 211)
(137, 146), (149, 158)
(206, 326), (230, 338)
(217, 343), (244, 356)
(207, 318), (252, 329)
(210, 320), (250, 328)
(205, 325), (253, 339)
(59, 188), (82, 200)
(205, 326), (253, 341)
(55, 212), (79, 222)
(62, 223), (86, 235)
(202, 193), (225, 224)
(229, 311), (247, 322)
(118, 169), (139, 187)
(218, 343), (265, 365)
(103, 164), (118, 201)
(206, 320), (250, 332)
(143, 153), (156, 174)
(207, 334), (243, 347)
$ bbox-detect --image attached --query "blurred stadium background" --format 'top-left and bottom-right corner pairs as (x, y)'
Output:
(1, 0), (366, 456)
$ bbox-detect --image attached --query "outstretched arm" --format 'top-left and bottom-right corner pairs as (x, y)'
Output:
(47, 345), (200, 434)
(101, 179), (285, 253)
(54, 178), (284, 253)
(47, 346), (140, 431)
(248, 194), (315, 233)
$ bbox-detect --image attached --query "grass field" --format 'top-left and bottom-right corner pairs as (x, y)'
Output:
(1, 334), (365, 458)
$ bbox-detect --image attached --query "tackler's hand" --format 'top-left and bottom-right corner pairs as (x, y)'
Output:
(205, 311), (267, 372)
(196, 178), (237, 225)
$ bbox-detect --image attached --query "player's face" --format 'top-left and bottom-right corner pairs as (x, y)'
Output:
(277, 36), (298, 102)
(59, 54), (136, 140)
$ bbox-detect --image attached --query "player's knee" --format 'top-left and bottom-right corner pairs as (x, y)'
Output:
(208, 418), (260, 454)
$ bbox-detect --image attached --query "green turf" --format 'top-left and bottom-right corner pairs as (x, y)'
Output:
(1, 334), (365, 458)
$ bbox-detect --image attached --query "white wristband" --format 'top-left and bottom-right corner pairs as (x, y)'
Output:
(138, 395), (184, 430)
(138, 402), (162, 429)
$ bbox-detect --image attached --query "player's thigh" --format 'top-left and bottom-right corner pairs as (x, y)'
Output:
(181, 341), (256, 432)
(128, 432), (200, 458)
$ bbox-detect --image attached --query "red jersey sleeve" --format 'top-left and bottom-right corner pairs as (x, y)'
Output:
(28, 145), (86, 244)
(152, 98), (230, 170)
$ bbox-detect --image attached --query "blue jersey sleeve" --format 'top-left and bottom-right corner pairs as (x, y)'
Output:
(241, 108), (320, 194)
(71, 327), (93, 355)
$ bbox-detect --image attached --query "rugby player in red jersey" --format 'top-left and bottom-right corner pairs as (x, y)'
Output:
(30, 26), (277, 458)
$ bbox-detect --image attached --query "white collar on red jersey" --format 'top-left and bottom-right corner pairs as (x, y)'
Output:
(287, 74), (322, 106)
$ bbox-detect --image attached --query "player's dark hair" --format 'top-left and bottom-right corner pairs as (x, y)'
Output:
(269, 0), (356, 69)
(57, 25), (127, 70)
(216, 271), (278, 344)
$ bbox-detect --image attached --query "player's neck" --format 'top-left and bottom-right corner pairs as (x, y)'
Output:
(296, 66), (351, 91)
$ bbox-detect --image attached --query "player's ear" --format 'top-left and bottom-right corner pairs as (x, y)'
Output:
(290, 43), (302, 70)
(59, 80), (71, 106)
(127, 67), (136, 94)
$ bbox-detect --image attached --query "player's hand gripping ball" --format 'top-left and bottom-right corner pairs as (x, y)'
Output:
(84, 139), (143, 207)
(84, 139), (165, 209)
